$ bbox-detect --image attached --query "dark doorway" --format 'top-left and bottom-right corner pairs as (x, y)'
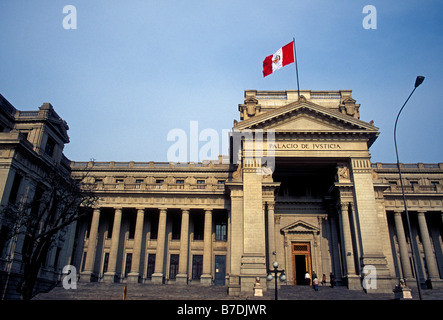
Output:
(294, 255), (307, 285)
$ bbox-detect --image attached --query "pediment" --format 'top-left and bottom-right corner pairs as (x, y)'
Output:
(281, 220), (320, 234)
(234, 100), (378, 134)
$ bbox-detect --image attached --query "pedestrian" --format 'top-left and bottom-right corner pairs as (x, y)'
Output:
(304, 272), (311, 285)
(312, 271), (317, 280)
(313, 277), (319, 291)
(321, 274), (327, 286)
(329, 272), (336, 288)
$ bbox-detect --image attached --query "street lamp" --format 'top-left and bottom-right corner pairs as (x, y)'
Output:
(267, 261), (286, 300)
(393, 75), (425, 300)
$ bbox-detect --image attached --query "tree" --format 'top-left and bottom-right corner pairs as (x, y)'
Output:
(0, 165), (98, 300)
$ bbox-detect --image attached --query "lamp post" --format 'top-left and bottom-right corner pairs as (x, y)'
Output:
(267, 261), (286, 300)
(393, 75), (425, 300)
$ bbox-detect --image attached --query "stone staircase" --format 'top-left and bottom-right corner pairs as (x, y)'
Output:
(32, 282), (443, 300)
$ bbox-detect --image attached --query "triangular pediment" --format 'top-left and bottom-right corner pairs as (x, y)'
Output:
(234, 100), (378, 134)
(281, 220), (320, 234)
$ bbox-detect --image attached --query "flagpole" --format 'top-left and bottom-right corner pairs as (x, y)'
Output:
(293, 37), (300, 98)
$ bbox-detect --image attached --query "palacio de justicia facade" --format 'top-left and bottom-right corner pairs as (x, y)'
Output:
(0, 89), (442, 299)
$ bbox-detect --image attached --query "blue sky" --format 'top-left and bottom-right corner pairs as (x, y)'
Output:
(0, 1), (442, 163)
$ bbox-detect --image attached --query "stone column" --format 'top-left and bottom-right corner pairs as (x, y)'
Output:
(417, 211), (439, 280)
(82, 208), (100, 281)
(127, 208), (145, 283)
(393, 211), (413, 279)
(152, 208), (167, 284)
(200, 209), (213, 285)
(338, 203), (356, 277)
(267, 202), (276, 267)
(176, 208), (190, 284)
(103, 208), (122, 282)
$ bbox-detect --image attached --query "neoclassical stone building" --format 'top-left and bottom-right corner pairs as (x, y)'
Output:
(1, 89), (442, 298)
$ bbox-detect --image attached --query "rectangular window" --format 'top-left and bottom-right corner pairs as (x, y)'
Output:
(192, 255), (203, 280)
(216, 222), (227, 241)
(176, 179), (184, 184)
(147, 254), (156, 279)
(8, 172), (23, 204)
(197, 180), (205, 189)
(45, 136), (56, 157)
(124, 253), (132, 278)
(156, 179), (164, 184)
(169, 254), (179, 280)
(102, 252), (110, 274)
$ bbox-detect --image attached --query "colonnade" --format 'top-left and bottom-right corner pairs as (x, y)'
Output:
(392, 210), (443, 283)
(79, 207), (224, 285)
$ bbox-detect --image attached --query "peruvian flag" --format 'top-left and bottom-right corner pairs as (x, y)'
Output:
(262, 41), (295, 77)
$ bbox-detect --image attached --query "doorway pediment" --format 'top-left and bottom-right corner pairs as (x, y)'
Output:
(281, 220), (320, 235)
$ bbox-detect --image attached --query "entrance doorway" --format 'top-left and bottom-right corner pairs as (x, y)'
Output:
(214, 255), (226, 285)
(292, 242), (312, 285)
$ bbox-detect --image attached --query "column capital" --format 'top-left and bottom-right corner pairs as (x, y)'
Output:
(181, 208), (190, 213)
(267, 202), (275, 210)
(204, 208), (213, 214)
(417, 210), (427, 215)
(338, 202), (349, 213)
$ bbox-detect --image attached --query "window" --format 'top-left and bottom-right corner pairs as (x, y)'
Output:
(102, 252), (109, 274)
(44, 136), (56, 157)
(217, 180), (225, 184)
(410, 181), (418, 186)
(169, 254), (179, 280)
(146, 254), (156, 279)
(176, 179), (184, 184)
(431, 181), (439, 186)
(124, 253), (132, 278)
(8, 172), (23, 204)
(197, 180), (205, 189)
(156, 179), (164, 184)
(216, 222), (227, 241)
(192, 255), (203, 280)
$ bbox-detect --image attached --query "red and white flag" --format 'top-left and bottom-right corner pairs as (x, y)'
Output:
(262, 41), (295, 77)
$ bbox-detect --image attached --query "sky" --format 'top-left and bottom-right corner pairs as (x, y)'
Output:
(0, 0), (442, 164)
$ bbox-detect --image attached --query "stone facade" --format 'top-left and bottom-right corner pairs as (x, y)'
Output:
(0, 94), (74, 299)
(1, 90), (442, 299)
